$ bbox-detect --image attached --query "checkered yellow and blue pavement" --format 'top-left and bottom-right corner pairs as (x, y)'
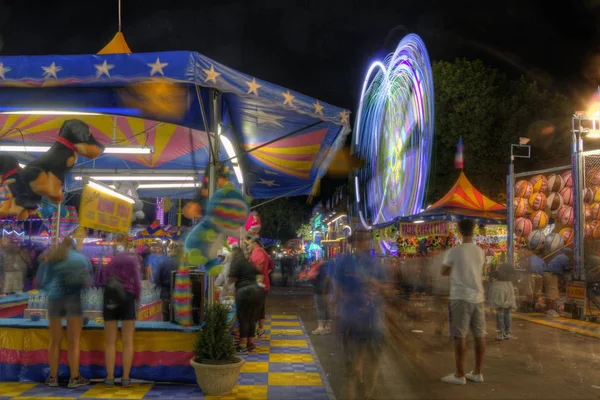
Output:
(0, 315), (334, 400)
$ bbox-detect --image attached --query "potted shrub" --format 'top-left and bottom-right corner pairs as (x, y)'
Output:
(190, 303), (244, 395)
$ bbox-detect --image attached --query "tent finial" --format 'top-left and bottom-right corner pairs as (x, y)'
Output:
(118, 0), (122, 32)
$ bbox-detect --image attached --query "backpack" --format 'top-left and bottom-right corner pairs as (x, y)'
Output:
(104, 276), (126, 310)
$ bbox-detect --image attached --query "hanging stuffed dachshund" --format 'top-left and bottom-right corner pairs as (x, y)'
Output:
(183, 164), (230, 220)
(0, 155), (41, 220)
(21, 119), (104, 204)
(184, 182), (249, 275)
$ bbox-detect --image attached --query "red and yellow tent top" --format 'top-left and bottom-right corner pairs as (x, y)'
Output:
(399, 172), (506, 224)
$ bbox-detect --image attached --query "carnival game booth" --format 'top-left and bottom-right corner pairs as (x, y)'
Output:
(0, 32), (350, 383)
(508, 164), (600, 319)
(390, 172), (508, 293)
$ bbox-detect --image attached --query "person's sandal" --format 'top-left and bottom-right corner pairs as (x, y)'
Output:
(103, 378), (115, 387)
(121, 378), (132, 388)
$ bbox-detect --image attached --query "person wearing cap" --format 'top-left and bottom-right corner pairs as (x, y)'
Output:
(544, 248), (573, 317)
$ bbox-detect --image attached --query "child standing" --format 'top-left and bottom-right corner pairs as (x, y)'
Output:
(488, 262), (517, 340)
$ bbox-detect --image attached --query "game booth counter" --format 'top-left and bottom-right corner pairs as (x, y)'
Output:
(0, 29), (349, 383)
(374, 172), (508, 289)
(508, 164), (600, 320)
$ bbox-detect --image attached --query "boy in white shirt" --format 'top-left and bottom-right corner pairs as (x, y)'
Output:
(441, 219), (486, 385)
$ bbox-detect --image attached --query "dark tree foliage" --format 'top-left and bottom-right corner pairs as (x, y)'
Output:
(428, 59), (572, 204)
(253, 198), (311, 242)
(193, 303), (236, 363)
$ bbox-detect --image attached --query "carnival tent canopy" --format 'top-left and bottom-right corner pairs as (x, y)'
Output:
(0, 39), (350, 199)
(396, 172), (507, 224)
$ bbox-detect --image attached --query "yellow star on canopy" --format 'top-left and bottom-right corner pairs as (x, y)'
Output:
(147, 58), (169, 76)
(203, 65), (221, 84)
(340, 110), (350, 124)
(42, 62), (63, 79)
(282, 90), (295, 106)
(258, 178), (280, 187)
(246, 78), (262, 96)
(313, 100), (324, 115)
(94, 60), (115, 78)
(0, 62), (10, 80)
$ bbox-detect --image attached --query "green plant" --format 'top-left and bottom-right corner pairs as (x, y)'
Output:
(193, 303), (236, 363)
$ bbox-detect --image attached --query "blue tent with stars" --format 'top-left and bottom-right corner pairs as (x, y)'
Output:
(0, 33), (351, 199)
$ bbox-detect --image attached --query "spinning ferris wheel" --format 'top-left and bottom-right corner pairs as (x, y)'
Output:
(353, 34), (435, 229)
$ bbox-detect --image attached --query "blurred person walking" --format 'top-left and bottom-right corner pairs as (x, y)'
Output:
(98, 247), (141, 387)
(544, 248), (573, 317)
(41, 237), (92, 388)
(248, 239), (274, 338)
(309, 259), (332, 335)
(156, 242), (181, 322)
(228, 247), (267, 352)
(334, 231), (386, 400)
(441, 219), (486, 385)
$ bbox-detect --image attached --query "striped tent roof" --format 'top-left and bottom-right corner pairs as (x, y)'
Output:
(396, 172), (506, 224)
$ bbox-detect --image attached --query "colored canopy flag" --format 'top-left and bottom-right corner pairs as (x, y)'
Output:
(455, 137), (464, 169)
(0, 36), (350, 199)
(396, 172), (506, 224)
(136, 220), (171, 238)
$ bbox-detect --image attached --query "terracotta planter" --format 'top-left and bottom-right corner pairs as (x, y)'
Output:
(190, 357), (245, 396)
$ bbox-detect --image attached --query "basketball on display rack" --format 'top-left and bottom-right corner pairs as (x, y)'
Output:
(585, 223), (595, 239)
(527, 230), (545, 249)
(528, 192), (547, 211)
(591, 202), (600, 220)
(592, 187), (600, 203)
(561, 170), (573, 187)
(557, 205), (574, 226)
(514, 197), (529, 217)
(546, 192), (564, 212)
(544, 232), (564, 253)
(588, 168), (600, 186)
(593, 225), (600, 240)
(529, 174), (548, 193)
(515, 180), (533, 198)
(530, 210), (548, 229)
(559, 186), (573, 206)
(560, 227), (574, 244)
(585, 203), (593, 221)
(546, 174), (565, 193)
(515, 217), (533, 237)
(583, 187), (595, 204)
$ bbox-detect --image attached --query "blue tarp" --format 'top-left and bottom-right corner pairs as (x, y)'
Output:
(0, 51), (350, 198)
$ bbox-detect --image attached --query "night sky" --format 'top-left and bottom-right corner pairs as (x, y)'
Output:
(1, 0), (599, 206)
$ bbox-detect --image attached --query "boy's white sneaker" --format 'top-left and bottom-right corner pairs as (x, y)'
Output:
(441, 373), (466, 385)
(465, 371), (484, 383)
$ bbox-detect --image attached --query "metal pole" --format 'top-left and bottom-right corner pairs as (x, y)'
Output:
(572, 116), (584, 280)
(207, 89), (221, 307)
(118, 0), (122, 32)
(507, 158), (515, 265)
(54, 203), (61, 245)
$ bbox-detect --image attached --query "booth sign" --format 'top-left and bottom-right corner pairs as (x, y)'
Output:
(79, 185), (133, 235)
(566, 281), (587, 308)
(399, 222), (448, 237)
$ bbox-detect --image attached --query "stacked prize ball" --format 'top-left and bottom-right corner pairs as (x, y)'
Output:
(514, 169), (600, 253)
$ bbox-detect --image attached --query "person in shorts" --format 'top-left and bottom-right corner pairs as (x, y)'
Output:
(98, 248), (141, 388)
(41, 237), (93, 389)
(441, 219), (486, 385)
